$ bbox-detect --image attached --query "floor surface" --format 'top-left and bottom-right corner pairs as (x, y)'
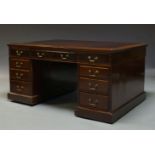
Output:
(0, 69), (155, 130)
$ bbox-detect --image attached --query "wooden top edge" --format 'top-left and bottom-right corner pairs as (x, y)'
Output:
(8, 40), (147, 53)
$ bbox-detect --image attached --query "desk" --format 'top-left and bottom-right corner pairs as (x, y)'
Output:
(8, 40), (147, 123)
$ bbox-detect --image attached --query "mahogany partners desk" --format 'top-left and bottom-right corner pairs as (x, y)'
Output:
(8, 40), (147, 123)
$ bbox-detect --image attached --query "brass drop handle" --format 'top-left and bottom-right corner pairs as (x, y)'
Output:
(88, 56), (98, 63)
(88, 69), (92, 73)
(16, 85), (24, 88)
(88, 69), (96, 77)
(16, 85), (24, 91)
(95, 70), (99, 74)
(88, 69), (99, 77)
(15, 73), (24, 79)
(88, 98), (97, 107)
(60, 54), (70, 60)
(37, 52), (45, 58)
(16, 50), (23, 56)
(15, 62), (23, 68)
(88, 82), (98, 91)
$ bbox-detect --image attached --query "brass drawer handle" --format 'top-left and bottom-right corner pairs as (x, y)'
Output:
(95, 70), (99, 74)
(88, 69), (92, 73)
(88, 69), (100, 77)
(88, 56), (98, 63)
(88, 98), (97, 107)
(15, 62), (24, 68)
(16, 50), (23, 56)
(89, 74), (96, 77)
(15, 73), (24, 79)
(88, 69), (96, 77)
(88, 82), (98, 91)
(60, 54), (70, 60)
(16, 85), (24, 91)
(37, 52), (45, 58)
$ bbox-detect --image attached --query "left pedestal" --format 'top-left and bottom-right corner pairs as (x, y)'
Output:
(8, 48), (40, 105)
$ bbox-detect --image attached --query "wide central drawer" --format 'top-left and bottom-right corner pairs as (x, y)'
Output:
(79, 92), (109, 110)
(31, 50), (77, 62)
(79, 77), (110, 95)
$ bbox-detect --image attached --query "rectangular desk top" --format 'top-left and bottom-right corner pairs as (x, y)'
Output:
(8, 40), (147, 53)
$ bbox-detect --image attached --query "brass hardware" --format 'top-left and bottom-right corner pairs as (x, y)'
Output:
(88, 56), (91, 60)
(60, 53), (70, 60)
(88, 56), (98, 63)
(16, 85), (24, 88)
(88, 98), (97, 107)
(89, 74), (96, 77)
(16, 85), (24, 91)
(37, 52), (45, 58)
(15, 73), (23, 79)
(88, 82), (98, 91)
(16, 50), (23, 56)
(88, 69), (99, 77)
(15, 62), (23, 68)
(88, 69), (92, 73)
(88, 69), (96, 77)
(15, 62), (20, 67)
(95, 70), (99, 74)
(89, 88), (96, 91)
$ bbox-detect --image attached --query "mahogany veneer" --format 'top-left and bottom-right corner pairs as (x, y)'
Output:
(8, 40), (147, 123)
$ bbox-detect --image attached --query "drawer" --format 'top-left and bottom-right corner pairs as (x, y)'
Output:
(10, 69), (32, 82)
(31, 50), (57, 59)
(10, 81), (33, 95)
(80, 65), (110, 80)
(57, 52), (76, 62)
(31, 50), (76, 62)
(78, 53), (110, 66)
(10, 58), (32, 69)
(10, 49), (30, 58)
(79, 77), (110, 95)
(79, 92), (109, 110)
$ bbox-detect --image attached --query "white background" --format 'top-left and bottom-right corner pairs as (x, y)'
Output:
(0, 0), (155, 24)
(0, 0), (155, 155)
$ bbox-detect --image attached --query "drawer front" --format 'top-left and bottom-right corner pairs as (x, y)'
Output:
(80, 66), (110, 80)
(78, 53), (110, 66)
(31, 50), (57, 59)
(10, 58), (32, 69)
(56, 52), (76, 62)
(31, 51), (76, 62)
(10, 81), (33, 95)
(10, 49), (30, 58)
(10, 69), (32, 82)
(80, 77), (110, 95)
(80, 92), (109, 110)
